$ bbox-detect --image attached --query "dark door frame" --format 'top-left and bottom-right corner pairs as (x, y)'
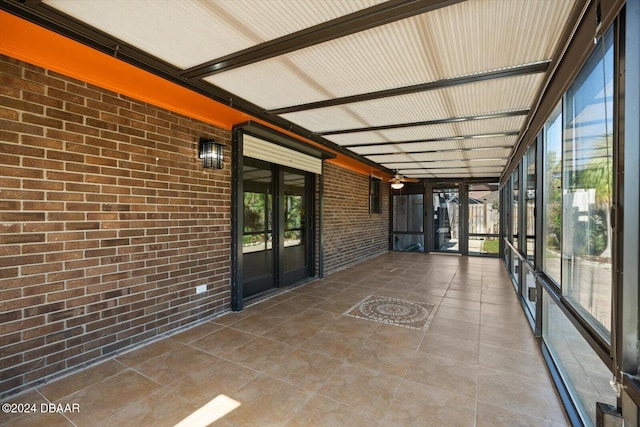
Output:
(389, 178), (499, 256)
(231, 122), (333, 311)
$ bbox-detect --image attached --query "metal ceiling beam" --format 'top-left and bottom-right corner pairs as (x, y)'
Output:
(339, 131), (519, 147)
(379, 157), (510, 164)
(319, 109), (530, 136)
(399, 166), (505, 171)
(180, 0), (463, 79)
(359, 145), (514, 156)
(268, 62), (549, 115)
(366, 146), (513, 158)
(395, 165), (505, 171)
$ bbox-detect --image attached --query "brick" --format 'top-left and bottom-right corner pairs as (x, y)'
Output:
(23, 202), (63, 211)
(22, 242), (64, 254)
(0, 233), (45, 244)
(0, 212), (45, 222)
(46, 170), (84, 182)
(0, 166), (43, 179)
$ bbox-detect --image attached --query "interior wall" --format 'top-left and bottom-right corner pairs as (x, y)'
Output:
(322, 163), (389, 274)
(0, 55), (232, 397)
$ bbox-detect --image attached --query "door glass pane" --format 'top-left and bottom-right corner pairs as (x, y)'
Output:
(283, 170), (307, 273)
(392, 234), (424, 252)
(392, 194), (424, 252)
(468, 183), (500, 256)
(393, 194), (423, 232)
(433, 188), (459, 252)
(502, 182), (510, 241)
(562, 28), (613, 339)
(243, 163), (272, 255)
(242, 159), (273, 290)
(543, 104), (563, 285)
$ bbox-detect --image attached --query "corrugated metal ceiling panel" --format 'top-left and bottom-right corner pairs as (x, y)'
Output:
(453, 115), (528, 136)
(446, 74), (545, 117)
(324, 115), (526, 146)
(348, 135), (517, 155)
(205, 60), (332, 109)
(367, 148), (511, 163)
(406, 167), (504, 175)
(431, 172), (501, 178)
(421, 0), (576, 77)
(44, 0), (382, 69)
(259, 73), (542, 129)
(207, 0), (574, 107)
(393, 158), (507, 170)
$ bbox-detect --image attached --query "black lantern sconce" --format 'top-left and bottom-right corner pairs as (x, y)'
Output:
(198, 138), (224, 169)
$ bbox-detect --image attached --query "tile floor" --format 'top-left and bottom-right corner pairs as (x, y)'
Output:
(1, 252), (569, 426)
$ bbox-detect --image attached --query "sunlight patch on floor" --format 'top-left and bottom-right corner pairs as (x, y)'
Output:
(174, 394), (241, 427)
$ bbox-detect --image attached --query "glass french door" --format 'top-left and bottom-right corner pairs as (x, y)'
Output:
(242, 158), (274, 297)
(242, 158), (312, 298)
(432, 188), (460, 253)
(391, 193), (425, 252)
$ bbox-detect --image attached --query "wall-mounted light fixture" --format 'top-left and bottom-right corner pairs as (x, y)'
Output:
(198, 138), (224, 169)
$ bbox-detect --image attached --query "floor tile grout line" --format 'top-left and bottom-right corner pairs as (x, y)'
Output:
(35, 358), (130, 404)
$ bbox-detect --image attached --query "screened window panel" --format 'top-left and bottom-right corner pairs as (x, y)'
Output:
(561, 27), (614, 340)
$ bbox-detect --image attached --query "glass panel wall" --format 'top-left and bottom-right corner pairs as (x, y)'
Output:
(543, 289), (616, 425)
(392, 194), (424, 252)
(525, 144), (536, 261)
(543, 104), (563, 285)
(501, 182), (510, 267)
(562, 27), (614, 340)
(507, 22), (619, 425)
(522, 262), (536, 320)
(511, 166), (519, 250)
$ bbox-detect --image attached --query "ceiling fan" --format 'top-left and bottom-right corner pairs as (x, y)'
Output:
(388, 171), (419, 190)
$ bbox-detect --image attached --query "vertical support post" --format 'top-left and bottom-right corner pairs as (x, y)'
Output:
(618, 0), (640, 405)
(231, 129), (244, 311)
(318, 162), (324, 278)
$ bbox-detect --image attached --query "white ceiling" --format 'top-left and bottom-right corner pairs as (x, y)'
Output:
(42, 0), (579, 179)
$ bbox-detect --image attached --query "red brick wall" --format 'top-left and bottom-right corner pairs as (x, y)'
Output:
(0, 55), (232, 397)
(322, 163), (389, 273)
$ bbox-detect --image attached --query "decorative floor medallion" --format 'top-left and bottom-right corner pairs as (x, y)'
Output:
(344, 295), (436, 330)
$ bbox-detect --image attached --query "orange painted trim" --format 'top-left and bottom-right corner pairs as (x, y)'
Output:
(0, 10), (249, 129)
(0, 11), (388, 178)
